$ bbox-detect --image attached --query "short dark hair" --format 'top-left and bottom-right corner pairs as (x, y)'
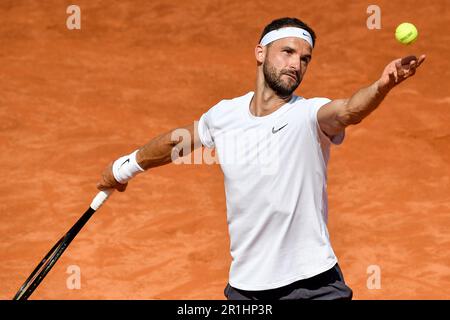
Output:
(259, 17), (317, 47)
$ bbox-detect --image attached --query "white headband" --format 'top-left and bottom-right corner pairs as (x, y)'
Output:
(260, 27), (314, 48)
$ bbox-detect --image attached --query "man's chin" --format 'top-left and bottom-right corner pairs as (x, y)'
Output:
(265, 78), (300, 97)
(282, 78), (300, 91)
(278, 84), (298, 96)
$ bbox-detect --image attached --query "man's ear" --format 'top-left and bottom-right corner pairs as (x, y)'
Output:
(255, 44), (265, 64)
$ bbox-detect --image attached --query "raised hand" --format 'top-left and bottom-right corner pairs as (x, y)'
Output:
(378, 54), (426, 91)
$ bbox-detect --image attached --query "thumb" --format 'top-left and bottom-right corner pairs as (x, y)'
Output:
(116, 182), (128, 192)
(97, 182), (107, 191)
(400, 55), (417, 66)
(389, 70), (397, 84)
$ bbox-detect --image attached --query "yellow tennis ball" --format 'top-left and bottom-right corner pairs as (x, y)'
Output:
(395, 22), (418, 45)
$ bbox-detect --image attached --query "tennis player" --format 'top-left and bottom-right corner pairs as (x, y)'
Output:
(97, 17), (425, 300)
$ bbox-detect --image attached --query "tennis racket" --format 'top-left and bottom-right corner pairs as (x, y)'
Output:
(13, 189), (114, 300)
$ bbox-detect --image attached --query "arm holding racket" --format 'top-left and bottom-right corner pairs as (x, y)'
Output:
(14, 123), (203, 300)
(14, 123), (201, 300)
(96, 123), (200, 191)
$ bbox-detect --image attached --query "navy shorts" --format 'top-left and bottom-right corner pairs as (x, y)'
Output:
(224, 263), (353, 300)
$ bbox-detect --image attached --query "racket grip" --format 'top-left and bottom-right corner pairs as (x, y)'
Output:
(90, 189), (114, 211)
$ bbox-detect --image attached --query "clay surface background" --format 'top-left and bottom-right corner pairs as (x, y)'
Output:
(1, 0), (449, 299)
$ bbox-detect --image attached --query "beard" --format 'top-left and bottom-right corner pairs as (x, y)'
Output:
(263, 61), (301, 97)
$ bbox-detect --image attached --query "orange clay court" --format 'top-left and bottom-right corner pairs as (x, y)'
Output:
(0, 0), (449, 299)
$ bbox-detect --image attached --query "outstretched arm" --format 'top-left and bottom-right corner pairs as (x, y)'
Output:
(97, 123), (200, 192)
(318, 54), (426, 137)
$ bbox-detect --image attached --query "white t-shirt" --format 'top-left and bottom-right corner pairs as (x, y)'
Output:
(197, 91), (345, 291)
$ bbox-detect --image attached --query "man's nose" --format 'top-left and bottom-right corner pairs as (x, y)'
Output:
(289, 57), (301, 72)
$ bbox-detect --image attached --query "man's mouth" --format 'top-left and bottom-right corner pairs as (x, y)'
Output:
(283, 73), (298, 81)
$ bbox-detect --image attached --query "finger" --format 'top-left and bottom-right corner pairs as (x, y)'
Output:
(99, 173), (117, 189)
(394, 61), (407, 78)
(416, 54), (426, 68)
(97, 182), (108, 191)
(388, 71), (397, 84)
(401, 55), (417, 66)
(407, 60), (417, 72)
(117, 182), (128, 192)
(395, 64), (405, 79)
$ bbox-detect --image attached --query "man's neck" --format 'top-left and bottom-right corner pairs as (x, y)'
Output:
(250, 85), (293, 117)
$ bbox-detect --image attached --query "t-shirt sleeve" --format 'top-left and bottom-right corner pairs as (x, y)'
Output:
(197, 108), (215, 149)
(309, 97), (345, 145)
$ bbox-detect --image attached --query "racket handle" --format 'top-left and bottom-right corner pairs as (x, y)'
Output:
(90, 189), (114, 211)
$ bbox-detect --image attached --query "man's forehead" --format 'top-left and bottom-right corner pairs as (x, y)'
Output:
(272, 37), (312, 53)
